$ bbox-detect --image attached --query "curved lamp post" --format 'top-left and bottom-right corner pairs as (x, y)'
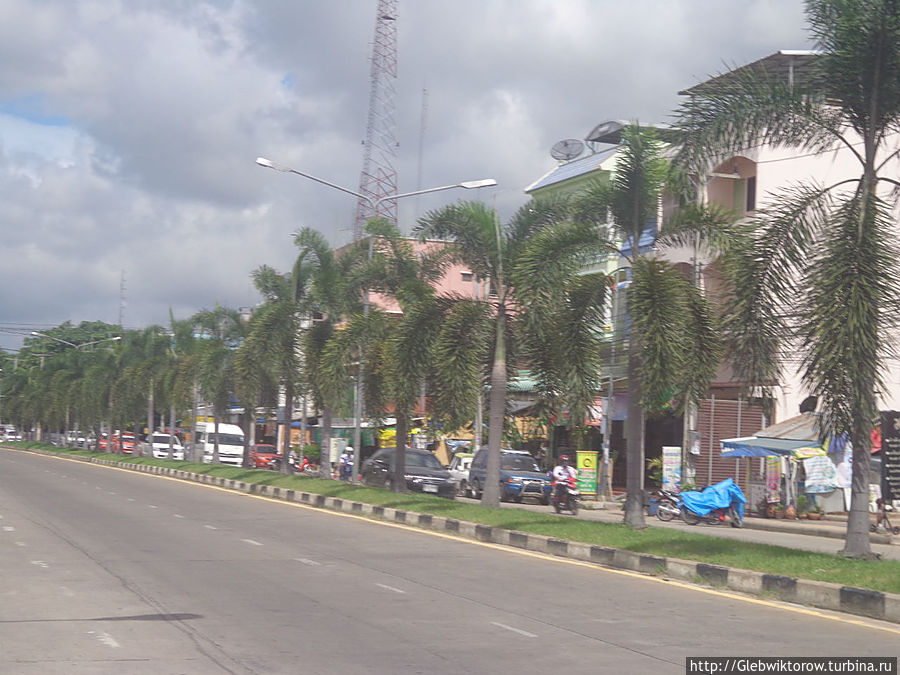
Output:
(31, 332), (121, 350)
(256, 157), (496, 479)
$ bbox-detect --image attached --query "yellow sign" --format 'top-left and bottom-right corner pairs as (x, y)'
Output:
(576, 451), (598, 496)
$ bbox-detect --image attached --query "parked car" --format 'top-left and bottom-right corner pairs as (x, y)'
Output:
(468, 447), (551, 504)
(248, 444), (280, 469)
(196, 422), (246, 466)
(147, 433), (185, 460)
(361, 447), (456, 499)
(97, 433), (109, 451)
(112, 433), (136, 455)
(448, 453), (474, 497)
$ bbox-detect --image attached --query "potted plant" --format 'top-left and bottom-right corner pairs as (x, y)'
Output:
(808, 504), (824, 520)
(797, 495), (808, 518)
(773, 502), (786, 519)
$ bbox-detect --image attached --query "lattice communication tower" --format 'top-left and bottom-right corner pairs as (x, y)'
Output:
(353, 0), (399, 240)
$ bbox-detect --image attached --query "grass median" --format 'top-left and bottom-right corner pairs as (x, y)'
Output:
(16, 442), (900, 595)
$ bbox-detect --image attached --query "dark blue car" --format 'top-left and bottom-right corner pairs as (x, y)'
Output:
(468, 448), (551, 504)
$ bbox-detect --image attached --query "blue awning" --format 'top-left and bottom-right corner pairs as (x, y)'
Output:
(720, 436), (819, 458)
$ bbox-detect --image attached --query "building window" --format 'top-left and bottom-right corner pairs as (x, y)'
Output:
(461, 272), (473, 282)
(746, 176), (756, 212)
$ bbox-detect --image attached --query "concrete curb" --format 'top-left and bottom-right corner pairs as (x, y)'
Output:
(31, 451), (900, 625)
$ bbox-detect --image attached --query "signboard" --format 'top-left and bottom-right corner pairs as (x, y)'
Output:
(661, 446), (682, 491)
(880, 411), (900, 502)
(585, 398), (604, 427)
(329, 437), (346, 464)
(576, 451), (598, 496)
(765, 456), (781, 503)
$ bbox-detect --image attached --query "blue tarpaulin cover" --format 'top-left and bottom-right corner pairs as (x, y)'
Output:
(680, 478), (747, 519)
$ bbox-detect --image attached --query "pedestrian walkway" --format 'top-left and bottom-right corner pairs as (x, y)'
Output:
(458, 495), (900, 560)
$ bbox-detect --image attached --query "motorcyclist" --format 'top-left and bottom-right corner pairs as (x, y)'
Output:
(552, 454), (577, 502)
(339, 446), (354, 481)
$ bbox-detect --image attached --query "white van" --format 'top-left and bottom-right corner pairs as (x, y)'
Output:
(196, 422), (245, 466)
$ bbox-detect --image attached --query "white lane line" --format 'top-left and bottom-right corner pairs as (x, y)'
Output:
(95, 486), (102, 490)
(87, 631), (121, 649)
(491, 622), (537, 638)
(148, 505), (158, 509)
(108, 491), (116, 495)
(173, 514), (185, 518)
(294, 558), (321, 566)
(15, 541), (26, 547)
(127, 498), (135, 502)
(375, 583), (406, 594)
(30, 560), (49, 568)
(203, 525), (218, 530)
(2, 525), (14, 532)
(241, 538), (263, 546)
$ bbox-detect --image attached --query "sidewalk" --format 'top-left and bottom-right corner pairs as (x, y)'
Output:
(583, 500), (900, 557)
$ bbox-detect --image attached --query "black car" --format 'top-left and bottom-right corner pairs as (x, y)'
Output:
(361, 447), (456, 499)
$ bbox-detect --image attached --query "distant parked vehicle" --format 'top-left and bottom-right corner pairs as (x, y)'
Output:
(148, 433), (185, 460)
(361, 447), (456, 499)
(448, 453), (473, 497)
(97, 433), (109, 452)
(196, 422), (245, 466)
(111, 433), (136, 454)
(468, 447), (551, 504)
(248, 444), (280, 469)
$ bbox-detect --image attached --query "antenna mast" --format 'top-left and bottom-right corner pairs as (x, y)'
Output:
(353, 0), (398, 240)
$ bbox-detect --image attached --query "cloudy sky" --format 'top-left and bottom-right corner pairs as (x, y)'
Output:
(0, 0), (811, 353)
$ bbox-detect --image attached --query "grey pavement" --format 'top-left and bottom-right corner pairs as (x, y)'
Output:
(457, 494), (900, 560)
(2, 447), (896, 675)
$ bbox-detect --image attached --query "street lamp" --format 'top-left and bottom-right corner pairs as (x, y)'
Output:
(256, 156), (497, 479)
(31, 332), (122, 350)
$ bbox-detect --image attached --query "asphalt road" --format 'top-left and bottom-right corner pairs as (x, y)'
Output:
(2, 448), (898, 674)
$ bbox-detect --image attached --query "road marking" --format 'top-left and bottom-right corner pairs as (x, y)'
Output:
(148, 505), (158, 509)
(294, 558), (321, 566)
(87, 631), (120, 648)
(15, 541), (26, 547)
(2, 525), (14, 532)
(35, 450), (900, 637)
(241, 538), (263, 546)
(127, 498), (135, 502)
(204, 525), (218, 530)
(491, 621), (537, 638)
(375, 583), (406, 594)
(108, 491), (116, 495)
(30, 560), (48, 568)
(173, 514), (185, 518)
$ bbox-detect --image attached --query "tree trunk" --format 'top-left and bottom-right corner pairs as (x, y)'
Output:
(393, 412), (409, 493)
(212, 414), (220, 464)
(282, 380), (294, 474)
(146, 379), (154, 458)
(624, 342), (646, 528)
(191, 383), (200, 462)
(840, 426), (873, 558)
(319, 406), (333, 479)
(482, 309), (507, 508)
(168, 403), (176, 459)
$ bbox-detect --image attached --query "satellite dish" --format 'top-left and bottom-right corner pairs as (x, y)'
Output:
(550, 139), (584, 161)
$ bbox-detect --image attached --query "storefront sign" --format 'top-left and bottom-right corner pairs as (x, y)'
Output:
(661, 446), (681, 491)
(880, 411), (900, 502)
(765, 456), (781, 503)
(576, 451), (598, 496)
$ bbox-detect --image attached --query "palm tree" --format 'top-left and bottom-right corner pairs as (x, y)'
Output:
(673, 0), (900, 557)
(235, 264), (309, 473)
(192, 306), (245, 464)
(569, 125), (723, 528)
(415, 199), (608, 507)
(293, 228), (366, 479)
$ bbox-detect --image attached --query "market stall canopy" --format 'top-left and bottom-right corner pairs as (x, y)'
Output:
(720, 412), (825, 458)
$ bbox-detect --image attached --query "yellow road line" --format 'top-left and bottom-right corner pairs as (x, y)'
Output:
(28, 451), (900, 636)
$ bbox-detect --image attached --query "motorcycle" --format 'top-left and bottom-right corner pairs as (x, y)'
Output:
(654, 488), (681, 522)
(678, 478), (746, 528)
(551, 477), (580, 515)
